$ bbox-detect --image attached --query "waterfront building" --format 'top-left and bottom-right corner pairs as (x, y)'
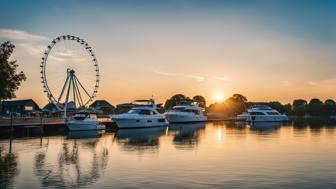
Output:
(1, 99), (40, 116)
(89, 100), (115, 114)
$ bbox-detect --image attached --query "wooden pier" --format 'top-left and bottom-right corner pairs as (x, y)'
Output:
(0, 116), (236, 127)
(0, 115), (237, 137)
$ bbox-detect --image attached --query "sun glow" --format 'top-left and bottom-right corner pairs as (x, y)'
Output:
(214, 93), (225, 102)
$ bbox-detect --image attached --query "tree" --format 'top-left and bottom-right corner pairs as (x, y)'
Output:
(325, 99), (335, 105)
(283, 103), (292, 115)
(231, 94), (247, 103)
(292, 99), (307, 116)
(268, 101), (286, 113)
(207, 94), (248, 116)
(324, 99), (336, 116)
(0, 41), (26, 101)
(293, 99), (307, 108)
(193, 95), (206, 108)
(307, 98), (323, 116)
(164, 94), (188, 109)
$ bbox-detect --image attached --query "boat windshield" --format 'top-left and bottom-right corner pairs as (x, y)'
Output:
(266, 112), (280, 115)
(182, 109), (200, 115)
(171, 107), (185, 112)
(128, 109), (142, 114)
(178, 101), (195, 106)
(73, 114), (88, 120)
(128, 109), (156, 115)
(249, 112), (266, 115)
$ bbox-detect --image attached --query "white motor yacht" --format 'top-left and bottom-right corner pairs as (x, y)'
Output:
(237, 105), (288, 122)
(110, 99), (168, 129)
(67, 112), (105, 131)
(165, 101), (207, 123)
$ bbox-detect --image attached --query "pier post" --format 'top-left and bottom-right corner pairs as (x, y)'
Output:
(40, 112), (44, 135)
(10, 112), (13, 133)
(9, 113), (13, 153)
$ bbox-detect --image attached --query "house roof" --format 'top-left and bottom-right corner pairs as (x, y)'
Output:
(43, 103), (58, 110)
(1, 99), (40, 110)
(90, 100), (115, 108)
(116, 103), (137, 108)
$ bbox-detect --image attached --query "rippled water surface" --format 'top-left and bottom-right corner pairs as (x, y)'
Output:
(1, 120), (336, 189)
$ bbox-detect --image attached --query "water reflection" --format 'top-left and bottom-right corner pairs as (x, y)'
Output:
(34, 131), (109, 188)
(231, 121), (282, 136)
(248, 122), (282, 132)
(115, 127), (167, 153)
(0, 119), (335, 189)
(169, 123), (205, 150)
(0, 146), (18, 189)
(292, 118), (336, 133)
(67, 130), (105, 139)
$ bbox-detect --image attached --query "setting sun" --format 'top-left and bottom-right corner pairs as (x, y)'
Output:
(214, 93), (225, 102)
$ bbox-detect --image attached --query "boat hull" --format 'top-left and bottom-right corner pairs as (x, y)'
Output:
(165, 113), (207, 123)
(67, 120), (105, 131)
(113, 118), (168, 129)
(245, 115), (288, 122)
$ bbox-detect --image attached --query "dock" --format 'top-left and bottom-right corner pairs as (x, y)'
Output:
(0, 116), (237, 127)
(0, 116), (238, 137)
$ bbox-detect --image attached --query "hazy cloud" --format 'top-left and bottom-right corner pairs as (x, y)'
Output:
(0, 29), (48, 41)
(153, 70), (205, 82)
(185, 75), (205, 82)
(308, 81), (317, 86)
(213, 76), (232, 81)
(154, 71), (231, 82)
(281, 80), (291, 86)
(17, 43), (45, 56)
(153, 70), (177, 76)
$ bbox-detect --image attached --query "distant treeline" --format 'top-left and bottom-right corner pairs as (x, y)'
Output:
(164, 94), (336, 117)
(208, 95), (336, 116)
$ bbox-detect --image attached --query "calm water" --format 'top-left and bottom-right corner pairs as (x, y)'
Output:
(1, 120), (336, 189)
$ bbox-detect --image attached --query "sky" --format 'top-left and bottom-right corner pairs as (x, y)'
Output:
(0, 0), (335, 107)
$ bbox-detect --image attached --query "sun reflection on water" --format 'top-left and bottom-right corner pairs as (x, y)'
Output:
(0, 119), (336, 189)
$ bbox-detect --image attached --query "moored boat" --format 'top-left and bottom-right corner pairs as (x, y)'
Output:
(110, 99), (168, 129)
(67, 112), (105, 131)
(237, 105), (288, 122)
(164, 101), (207, 123)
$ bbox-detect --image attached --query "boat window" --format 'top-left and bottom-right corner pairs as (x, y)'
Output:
(128, 109), (141, 114)
(73, 114), (87, 120)
(266, 112), (280, 115)
(182, 109), (199, 114)
(172, 107), (185, 112)
(139, 110), (152, 115)
(249, 112), (266, 115)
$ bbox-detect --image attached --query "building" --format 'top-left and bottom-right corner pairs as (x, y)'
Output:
(89, 100), (115, 114)
(115, 103), (137, 114)
(1, 99), (40, 116)
(42, 101), (77, 116)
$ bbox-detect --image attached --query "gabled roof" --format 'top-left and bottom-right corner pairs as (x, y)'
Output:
(116, 103), (137, 107)
(43, 102), (58, 110)
(1, 99), (40, 110)
(90, 100), (114, 108)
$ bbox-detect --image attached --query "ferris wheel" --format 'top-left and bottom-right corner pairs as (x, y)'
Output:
(40, 35), (99, 116)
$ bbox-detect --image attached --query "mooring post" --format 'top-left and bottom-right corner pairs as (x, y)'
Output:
(9, 112), (13, 153)
(40, 112), (44, 135)
(10, 112), (13, 133)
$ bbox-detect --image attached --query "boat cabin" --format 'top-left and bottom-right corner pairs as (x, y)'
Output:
(248, 106), (281, 115)
(73, 112), (97, 120)
(171, 106), (204, 115)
